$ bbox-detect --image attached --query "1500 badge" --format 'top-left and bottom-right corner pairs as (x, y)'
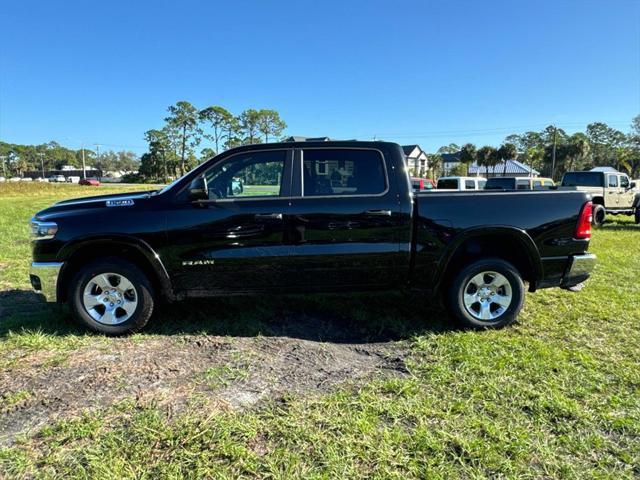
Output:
(182, 260), (215, 266)
(106, 199), (135, 207)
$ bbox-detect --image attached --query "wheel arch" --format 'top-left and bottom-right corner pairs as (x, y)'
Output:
(56, 235), (174, 303)
(434, 227), (543, 293)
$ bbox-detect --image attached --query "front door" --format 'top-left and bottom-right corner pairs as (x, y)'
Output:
(619, 174), (635, 209)
(286, 147), (409, 290)
(606, 173), (620, 208)
(163, 149), (293, 294)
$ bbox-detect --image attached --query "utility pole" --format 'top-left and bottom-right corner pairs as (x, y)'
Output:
(94, 144), (101, 180)
(81, 146), (86, 179)
(551, 126), (557, 180)
(37, 153), (45, 179)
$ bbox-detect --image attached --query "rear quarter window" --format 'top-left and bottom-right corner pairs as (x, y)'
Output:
(562, 172), (603, 187)
(437, 179), (459, 189)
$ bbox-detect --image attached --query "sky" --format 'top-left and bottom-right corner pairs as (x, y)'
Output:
(1, 0), (639, 155)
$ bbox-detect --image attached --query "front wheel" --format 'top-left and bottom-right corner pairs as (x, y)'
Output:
(447, 258), (525, 329)
(69, 258), (155, 335)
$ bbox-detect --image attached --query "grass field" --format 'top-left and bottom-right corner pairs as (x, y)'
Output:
(0, 183), (639, 479)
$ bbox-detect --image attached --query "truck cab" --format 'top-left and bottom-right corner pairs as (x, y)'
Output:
(436, 176), (486, 191)
(561, 171), (639, 226)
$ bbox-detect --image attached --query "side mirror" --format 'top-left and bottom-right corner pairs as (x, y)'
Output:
(630, 182), (636, 190)
(188, 175), (208, 201)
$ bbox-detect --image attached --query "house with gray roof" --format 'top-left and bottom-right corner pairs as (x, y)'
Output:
(468, 159), (539, 177)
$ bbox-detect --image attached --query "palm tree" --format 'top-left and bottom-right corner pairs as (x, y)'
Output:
(459, 143), (477, 175)
(498, 143), (518, 176)
(476, 146), (497, 177)
(565, 133), (591, 172)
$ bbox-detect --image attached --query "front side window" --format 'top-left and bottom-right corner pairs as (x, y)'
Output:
(302, 149), (386, 196)
(465, 180), (475, 189)
(198, 150), (286, 200)
(608, 175), (619, 188)
(620, 175), (630, 188)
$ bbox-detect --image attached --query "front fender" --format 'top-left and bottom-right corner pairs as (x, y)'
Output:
(57, 234), (174, 301)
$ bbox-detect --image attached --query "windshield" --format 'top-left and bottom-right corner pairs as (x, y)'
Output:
(153, 164), (202, 195)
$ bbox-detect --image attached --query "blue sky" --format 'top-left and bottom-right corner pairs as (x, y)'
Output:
(1, 0), (638, 154)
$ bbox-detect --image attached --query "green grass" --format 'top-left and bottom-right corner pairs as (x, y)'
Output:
(0, 183), (639, 478)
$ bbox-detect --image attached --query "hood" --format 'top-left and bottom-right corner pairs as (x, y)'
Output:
(34, 190), (156, 220)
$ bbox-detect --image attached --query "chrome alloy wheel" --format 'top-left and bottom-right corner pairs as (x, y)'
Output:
(82, 273), (138, 325)
(462, 271), (513, 321)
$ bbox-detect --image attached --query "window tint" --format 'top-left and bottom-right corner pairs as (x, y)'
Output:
(485, 178), (515, 190)
(562, 172), (603, 187)
(302, 149), (386, 196)
(199, 150), (286, 200)
(608, 175), (618, 187)
(465, 180), (475, 189)
(438, 178), (459, 189)
(620, 175), (630, 188)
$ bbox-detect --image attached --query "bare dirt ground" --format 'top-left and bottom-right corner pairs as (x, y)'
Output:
(0, 294), (413, 445)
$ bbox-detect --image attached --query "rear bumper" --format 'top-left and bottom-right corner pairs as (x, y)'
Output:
(560, 253), (597, 288)
(537, 253), (596, 290)
(29, 262), (63, 302)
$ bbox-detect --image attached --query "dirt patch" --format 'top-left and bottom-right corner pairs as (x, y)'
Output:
(0, 333), (409, 445)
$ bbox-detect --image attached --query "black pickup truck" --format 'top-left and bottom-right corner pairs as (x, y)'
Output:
(29, 141), (596, 334)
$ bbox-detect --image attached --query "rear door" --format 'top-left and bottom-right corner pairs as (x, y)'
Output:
(287, 147), (407, 289)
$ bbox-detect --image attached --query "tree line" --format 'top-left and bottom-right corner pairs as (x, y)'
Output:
(138, 101), (287, 181)
(423, 116), (640, 180)
(0, 141), (138, 178)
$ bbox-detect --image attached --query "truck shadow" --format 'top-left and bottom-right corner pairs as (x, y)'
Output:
(0, 290), (455, 344)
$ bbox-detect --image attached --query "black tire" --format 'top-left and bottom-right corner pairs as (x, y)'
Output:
(592, 204), (606, 228)
(635, 208), (640, 225)
(69, 257), (155, 335)
(447, 258), (525, 329)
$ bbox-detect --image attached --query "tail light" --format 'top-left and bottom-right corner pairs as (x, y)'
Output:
(575, 201), (592, 240)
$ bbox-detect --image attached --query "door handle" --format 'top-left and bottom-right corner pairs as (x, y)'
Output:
(254, 213), (283, 220)
(365, 209), (392, 216)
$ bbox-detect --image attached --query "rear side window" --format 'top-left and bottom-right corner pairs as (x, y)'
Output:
(517, 180), (529, 190)
(478, 179), (487, 189)
(562, 172), (602, 187)
(302, 149), (386, 196)
(608, 175), (618, 187)
(533, 180), (542, 189)
(465, 180), (475, 189)
(437, 179), (459, 189)
(485, 178), (514, 190)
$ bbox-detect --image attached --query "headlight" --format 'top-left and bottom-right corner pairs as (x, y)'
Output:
(30, 219), (58, 240)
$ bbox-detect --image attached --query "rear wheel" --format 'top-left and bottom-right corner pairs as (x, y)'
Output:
(69, 258), (154, 335)
(592, 204), (606, 227)
(635, 208), (640, 225)
(447, 258), (525, 329)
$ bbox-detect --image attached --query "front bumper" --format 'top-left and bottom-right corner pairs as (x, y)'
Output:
(29, 262), (64, 302)
(560, 253), (597, 288)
